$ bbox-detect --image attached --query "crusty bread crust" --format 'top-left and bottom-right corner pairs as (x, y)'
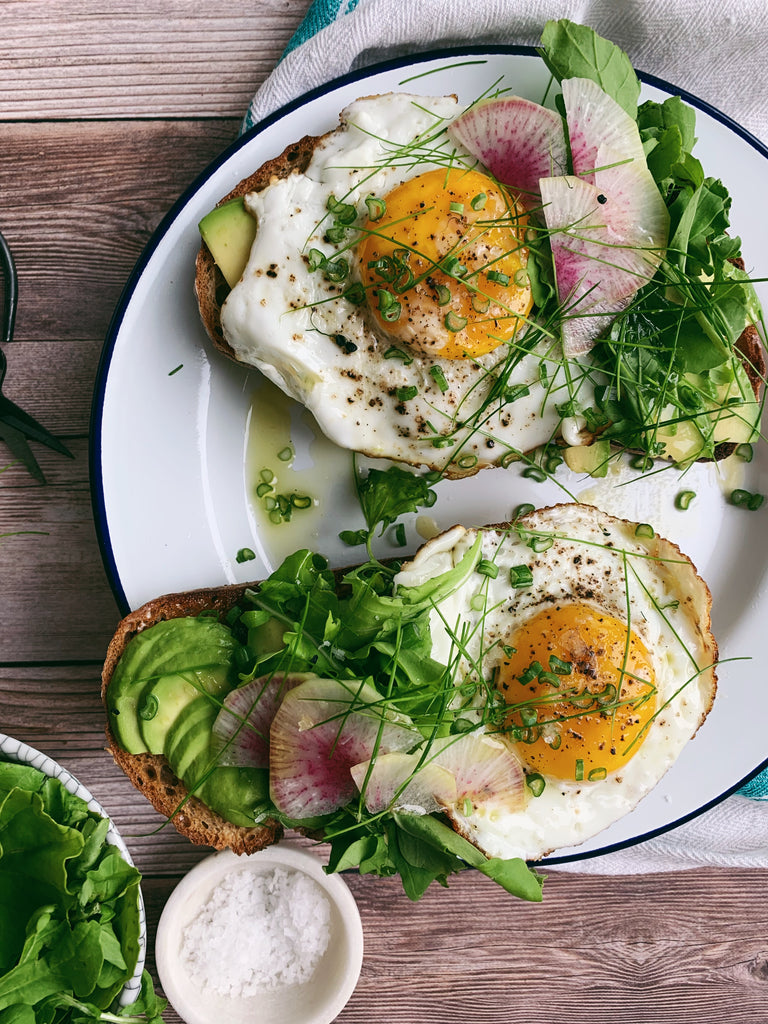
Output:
(101, 582), (283, 855)
(194, 133), (323, 359)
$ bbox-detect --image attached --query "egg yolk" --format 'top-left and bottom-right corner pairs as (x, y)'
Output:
(357, 168), (533, 360)
(497, 604), (658, 782)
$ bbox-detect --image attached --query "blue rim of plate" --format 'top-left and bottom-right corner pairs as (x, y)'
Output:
(89, 44), (768, 865)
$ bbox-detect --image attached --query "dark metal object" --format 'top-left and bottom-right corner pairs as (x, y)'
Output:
(0, 230), (73, 482)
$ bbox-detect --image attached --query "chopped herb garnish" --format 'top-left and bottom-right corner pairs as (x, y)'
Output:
(470, 192), (487, 211)
(445, 310), (468, 332)
(509, 564), (534, 588)
(526, 773), (546, 797)
(675, 490), (696, 510)
(236, 547), (256, 563)
(397, 385), (418, 402)
(429, 365), (450, 392)
(477, 558), (499, 579)
(365, 195), (386, 221)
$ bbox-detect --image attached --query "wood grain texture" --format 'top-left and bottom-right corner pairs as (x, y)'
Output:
(1, 0), (308, 120)
(2, 3), (768, 1022)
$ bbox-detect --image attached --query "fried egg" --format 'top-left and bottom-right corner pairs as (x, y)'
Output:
(221, 93), (582, 477)
(393, 503), (717, 860)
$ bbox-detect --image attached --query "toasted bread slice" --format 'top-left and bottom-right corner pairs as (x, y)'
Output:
(194, 140), (765, 468)
(195, 133), (322, 361)
(101, 582), (283, 856)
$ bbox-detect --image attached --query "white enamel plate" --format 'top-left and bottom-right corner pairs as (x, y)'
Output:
(92, 48), (768, 863)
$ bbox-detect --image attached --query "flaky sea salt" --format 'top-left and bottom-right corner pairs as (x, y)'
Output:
(180, 866), (331, 997)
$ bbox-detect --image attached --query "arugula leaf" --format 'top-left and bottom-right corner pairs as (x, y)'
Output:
(357, 464), (436, 537)
(539, 19), (640, 117)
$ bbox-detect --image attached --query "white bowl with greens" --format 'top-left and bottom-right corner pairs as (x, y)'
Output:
(0, 733), (151, 1021)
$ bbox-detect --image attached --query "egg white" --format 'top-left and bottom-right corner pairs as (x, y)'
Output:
(393, 504), (717, 861)
(220, 93), (581, 477)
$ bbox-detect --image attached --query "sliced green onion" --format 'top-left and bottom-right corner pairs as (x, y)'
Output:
(509, 564), (533, 588)
(449, 201), (465, 214)
(596, 683), (617, 707)
(445, 310), (468, 333)
(730, 488), (765, 510)
(588, 767), (607, 782)
(323, 257), (349, 282)
(377, 289), (401, 321)
(500, 450), (520, 469)
(519, 704), (539, 726)
(324, 224), (347, 244)
(506, 384), (530, 402)
(529, 535), (554, 553)
(549, 655), (572, 676)
(472, 293), (491, 314)
(477, 559), (499, 579)
(514, 268), (529, 287)
(470, 192), (487, 211)
(630, 454), (654, 472)
(470, 594), (485, 611)
(435, 283), (452, 306)
(538, 671), (560, 687)
(307, 248), (326, 271)
(259, 468), (275, 484)
(365, 195), (386, 221)
(574, 759), (584, 782)
(392, 522), (407, 547)
(547, 732), (562, 751)
(255, 481), (272, 498)
(269, 509), (283, 525)
(290, 494), (312, 509)
(522, 466), (547, 482)
(526, 773), (546, 797)
(236, 547), (256, 563)
(735, 443), (754, 462)
(442, 255), (468, 278)
(383, 346), (413, 365)
(344, 282), (366, 305)
(277, 446), (293, 462)
(518, 663), (543, 687)
(429, 365), (449, 393)
(512, 503), (535, 520)
(456, 454), (478, 469)
(396, 385), (418, 402)
(431, 436), (456, 448)
(635, 523), (654, 538)
(487, 270), (510, 286)
(675, 490), (696, 510)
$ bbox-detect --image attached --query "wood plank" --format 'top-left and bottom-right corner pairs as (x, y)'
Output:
(1, 0), (313, 120)
(133, 869), (768, 1024)
(1, 120), (241, 341)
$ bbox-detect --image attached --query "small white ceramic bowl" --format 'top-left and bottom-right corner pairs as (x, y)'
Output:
(0, 732), (147, 1006)
(155, 843), (364, 1024)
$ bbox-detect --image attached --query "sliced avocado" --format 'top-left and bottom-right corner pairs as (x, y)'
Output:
(165, 695), (218, 782)
(199, 197), (257, 289)
(107, 616), (240, 755)
(563, 439), (611, 478)
(199, 767), (271, 828)
(138, 673), (207, 754)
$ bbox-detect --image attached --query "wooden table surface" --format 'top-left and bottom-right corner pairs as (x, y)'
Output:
(2, 3), (768, 1021)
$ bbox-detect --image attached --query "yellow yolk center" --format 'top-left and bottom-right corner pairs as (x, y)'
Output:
(357, 168), (533, 360)
(497, 604), (658, 782)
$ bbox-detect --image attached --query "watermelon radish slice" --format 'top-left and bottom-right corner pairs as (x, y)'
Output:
(447, 96), (567, 206)
(211, 671), (309, 768)
(269, 676), (420, 819)
(562, 77), (647, 183)
(432, 730), (525, 814)
(541, 78), (669, 355)
(350, 751), (457, 815)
